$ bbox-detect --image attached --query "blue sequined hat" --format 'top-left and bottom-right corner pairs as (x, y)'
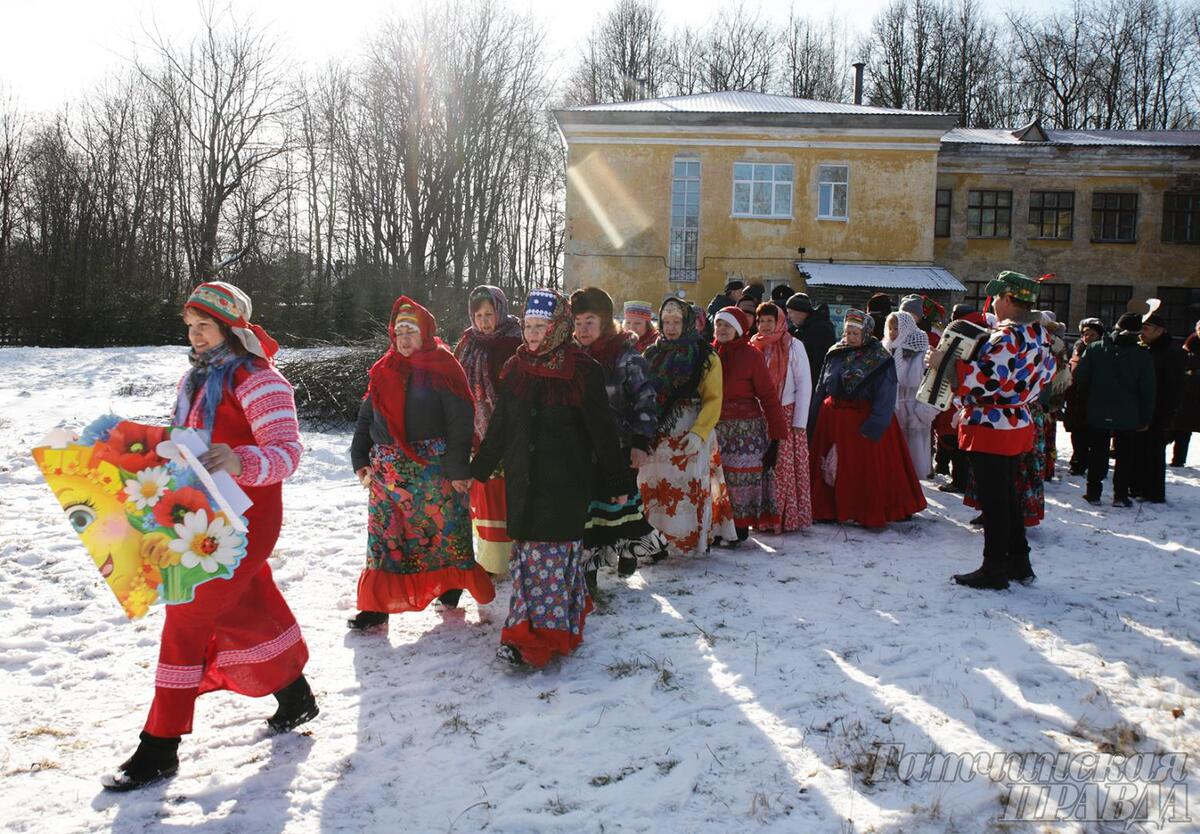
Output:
(524, 288), (560, 320)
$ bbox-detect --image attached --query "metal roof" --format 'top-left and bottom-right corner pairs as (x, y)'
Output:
(565, 90), (951, 118)
(943, 127), (1200, 148)
(797, 262), (966, 292)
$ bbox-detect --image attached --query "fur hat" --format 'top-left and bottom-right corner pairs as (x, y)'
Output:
(867, 293), (893, 314)
(741, 283), (766, 302)
(569, 286), (614, 319)
(1116, 312), (1143, 333)
(723, 279), (745, 294)
(786, 292), (814, 313)
(1078, 317), (1106, 337)
(771, 284), (794, 304)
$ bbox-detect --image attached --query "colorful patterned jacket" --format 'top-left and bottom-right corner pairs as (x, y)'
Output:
(955, 316), (1056, 455)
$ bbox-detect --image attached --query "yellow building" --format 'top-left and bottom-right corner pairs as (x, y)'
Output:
(553, 91), (962, 320)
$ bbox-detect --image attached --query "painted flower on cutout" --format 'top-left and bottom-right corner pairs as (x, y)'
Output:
(169, 509), (242, 574)
(94, 421), (169, 471)
(124, 466), (171, 510)
(153, 486), (209, 528)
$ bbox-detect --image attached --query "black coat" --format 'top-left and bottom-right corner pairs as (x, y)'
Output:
(1146, 333), (1187, 431)
(793, 304), (837, 391)
(1171, 333), (1200, 433)
(470, 356), (626, 542)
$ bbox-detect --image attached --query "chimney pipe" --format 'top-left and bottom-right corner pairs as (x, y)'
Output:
(852, 62), (865, 105)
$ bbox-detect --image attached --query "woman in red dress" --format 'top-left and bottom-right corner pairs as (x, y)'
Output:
(808, 309), (927, 528)
(104, 281), (315, 791)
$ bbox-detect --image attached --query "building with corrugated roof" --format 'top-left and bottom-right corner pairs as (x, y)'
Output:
(553, 92), (1200, 335)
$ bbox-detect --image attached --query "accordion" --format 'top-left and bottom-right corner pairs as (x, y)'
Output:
(917, 319), (990, 411)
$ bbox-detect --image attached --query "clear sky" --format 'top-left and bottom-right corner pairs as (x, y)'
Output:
(2, 0), (1043, 113)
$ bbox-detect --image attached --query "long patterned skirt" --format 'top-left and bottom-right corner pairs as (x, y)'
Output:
(357, 440), (495, 613)
(583, 451), (668, 570)
(715, 416), (779, 529)
(501, 540), (592, 667)
(637, 402), (737, 556)
(808, 397), (927, 528)
(963, 406), (1047, 527)
(470, 476), (512, 574)
(772, 405), (813, 532)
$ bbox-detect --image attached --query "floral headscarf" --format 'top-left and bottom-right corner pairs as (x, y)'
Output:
(644, 298), (714, 438)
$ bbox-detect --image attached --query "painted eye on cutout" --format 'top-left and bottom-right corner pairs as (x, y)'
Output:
(65, 504), (96, 534)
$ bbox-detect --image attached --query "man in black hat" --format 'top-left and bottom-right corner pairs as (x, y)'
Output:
(706, 280), (745, 321)
(866, 293), (892, 341)
(770, 284), (794, 305)
(1073, 313), (1155, 507)
(1133, 310), (1187, 502)
(1064, 317), (1107, 477)
(951, 272), (1056, 590)
(785, 292), (835, 393)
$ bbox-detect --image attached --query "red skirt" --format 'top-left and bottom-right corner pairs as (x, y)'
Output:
(809, 397), (927, 529)
(145, 501), (308, 737)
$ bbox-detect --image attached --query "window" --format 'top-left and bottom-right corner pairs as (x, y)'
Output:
(1162, 192), (1199, 244)
(1091, 192), (1138, 242)
(963, 279), (989, 312)
(935, 189), (952, 237)
(1028, 191), (1074, 239)
(1085, 284), (1133, 328)
(1156, 287), (1200, 338)
(669, 158), (700, 282)
(966, 190), (1011, 238)
(1037, 282), (1072, 325)
(732, 163), (792, 218)
(817, 165), (849, 219)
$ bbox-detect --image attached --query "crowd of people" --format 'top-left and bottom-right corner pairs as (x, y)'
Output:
(99, 275), (1198, 791)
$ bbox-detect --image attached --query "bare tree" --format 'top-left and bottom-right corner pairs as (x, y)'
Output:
(701, 4), (775, 92)
(565, 0), (668, 104)
(781, 11), (850, 101)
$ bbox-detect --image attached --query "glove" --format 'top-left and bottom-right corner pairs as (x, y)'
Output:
(680, 432), (703, 455)
(762, 439), (779, 471)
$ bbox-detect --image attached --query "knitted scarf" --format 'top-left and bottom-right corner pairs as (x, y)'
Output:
(881, 311), (930, 357)
(366, 296), (474, 465)
(175, 342), (258, 431)
(644, 298), (714, 438)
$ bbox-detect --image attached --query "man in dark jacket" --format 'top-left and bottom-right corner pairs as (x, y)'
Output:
(1065, 317), (1107, 476)
(1132, 312), (1186, 502)
(866, 293), (892, 341)
(1170, 319), (1200, 466)
(1073, 313), (1156, 506)
(706, 280), (745, 320)
(786, 292), (836, 390)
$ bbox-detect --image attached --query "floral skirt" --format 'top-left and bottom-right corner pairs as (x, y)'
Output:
(501, 540), (592, 668)
(638, 402), (737, 556)
(470, 475), (512, 575)
(808, 397), (927, 528)
(772, 405), (813, 532)
(715, 416), (778, 529)
(358, 440), (495, 613)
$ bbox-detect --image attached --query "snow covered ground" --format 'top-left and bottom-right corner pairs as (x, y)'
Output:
(2, 346), (1198, 834)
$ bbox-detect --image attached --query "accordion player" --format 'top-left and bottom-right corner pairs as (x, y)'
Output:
(917, 319), (990, 411)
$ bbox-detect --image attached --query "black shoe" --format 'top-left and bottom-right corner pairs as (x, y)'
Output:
(938, 483), (965, 494)
(1084, 493), (1102, 506)
(1069, 466), (1086, 476)
(436, 589), (463, 609)
(617, 555), (638, 578)
(1011, 573), (1037, 586)
(735, 526), (750, 542)
(496, 643), (526, 667)
(101, 732), (180, 792)
(347, 610), (389, 630)
(952, 569), (1009, 590)
(649, 547), (669, 564)
(968, 514), (984, 526)
(585, 568), (599, 598)
(1112, 496), (1133, 508)
(267, 674), (319, 733)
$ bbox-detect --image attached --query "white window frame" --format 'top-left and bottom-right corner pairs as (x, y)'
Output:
(817, 163), (850, 221)
(668, 156), (701, 283)
(731, 162), (794, 219)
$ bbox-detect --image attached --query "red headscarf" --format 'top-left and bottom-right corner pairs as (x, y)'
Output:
(749, 307), (791, 397)
(366, 296), (474, 464)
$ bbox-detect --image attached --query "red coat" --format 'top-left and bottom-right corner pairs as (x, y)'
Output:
(717, 339), (788, 440)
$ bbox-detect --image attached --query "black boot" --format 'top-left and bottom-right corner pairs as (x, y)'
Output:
(952, 568), (1009, 590)
(585, 568), (599, 598)
(101, 732), (180, 791)
(268, 674), (319, 733)
(347, 610), (389, 630)
(617, 555), (638, 578)
(1009, 552), (1036, 586)
(436, 589), (463, 609)
(736, 526), (750, 542)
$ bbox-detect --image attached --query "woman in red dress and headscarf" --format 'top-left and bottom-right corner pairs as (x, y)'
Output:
(103, 281), (315, 791)
(347, 296), (494, 629)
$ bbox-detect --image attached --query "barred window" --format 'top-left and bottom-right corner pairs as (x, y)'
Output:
(1037, 282), (1071, 325)
(1085, 285), (1133, 328)
(669, 158), (700, 282)
(1028, 191), (1073, 239)
(967, 190), (1011, 238)
(1091, 192), (1138, 242)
